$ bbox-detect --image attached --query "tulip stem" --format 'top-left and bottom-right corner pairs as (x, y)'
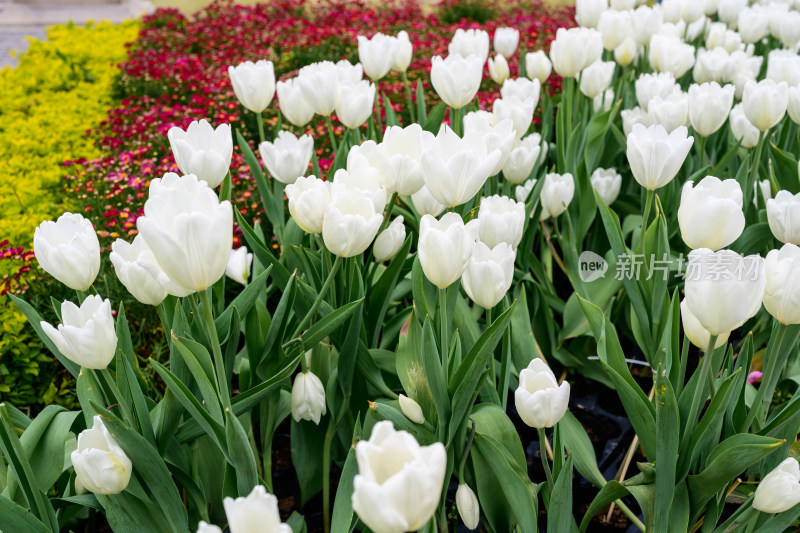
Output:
(293, 255), (343, 339)
(374, 90), (383, 134)
(684, 335), (717, 440)
(98, 368), (135, 429)
(322, 416), (336, 533)
(256, 112), (266, 145)
(705, 334), (719, 397)
(199, 289), (231, 409)
(438, 288), (450, 372)
(324, 115), (338, 154)
(402, 71), (415, 123)
(747, 132), (766, 209)
(537, 427), (554, 489)
(457, 418), (477, 481)
(639, 189), (654, 253)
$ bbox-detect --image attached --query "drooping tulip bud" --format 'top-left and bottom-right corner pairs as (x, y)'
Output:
(456, 484), (480, 530)
(398, 394), (425, 424)
(291, 371), (327, 425)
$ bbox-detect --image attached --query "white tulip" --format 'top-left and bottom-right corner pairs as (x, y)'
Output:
(590, 168), (622, 205)
(647, 91), (689, 133)
(368, 124), (425, 195)
(684, 248), (766, 336)
(494, 27), (520, 58)
(579, 60), (615, 99)
(291, 371), (327, 424)
(729, 103), (761, 149)
(525, 51), (552, 83)
(449, 28), (490, 62)
(610, 0), (635, 9)
(167, 120), (232, 188)
(753, 458), (800, 514)
(336, 157), (387, 210)
(226, 247), (253, 285)
(223, 485), (292, 533)
(613, 36), (639, 67)
(335, 80), (375, 129)
(71, 416), (131, 495)
(488, 54), (510, 85)
(688, 82), (734, 137)
(766, 50), (800, 88)
(398, 394), (425, 424)
(636, 72), (678, 112)
(259, 131), (314, 185)
(621, 106), (652, 137)
(678, 176), (744, 250)
(358, 33), (396, 81)
(742, 79), (789, 132)
(768, 191), (800, 245)
(516, 179), (537, 203)
(539, 172), (575, 221)
(477, 195), (525, 249)
(778, 11), (800, 47)
(626, 124), (694, 190)
(515, 358), (570, 428)
(373, 216), (406, 263)
(411, 185), (446, 218)
(277, 78), (314, 127)
(418, 213), (479, 289)
(420, 127), (501, 207)
(492, 96), (535, 141)
(576, 0), (608, 28)
(763, 244), (800, 325)
(462, 242), (515, 309)
(788, 86), (800, 125)
(500, 77), (541, 108)
(41, 295), (117, 370)
(631, 5), (664, 45)
(136, 173), (232, 292)
(503, 134), (542, 184)
(549, 27), (603, 78)
(322, 187), (383, 257)
(228, 60), (275, 113)
(456, 484), (480, 530)
(755, 179), (772, 208)
(705, 23), (743, 52)
(430, 54), (484, 109)
(286, 176), (332, 234)
(196, 522), (223, 533)
(391, 31), (413, 73)
(351, 421), (446, 533)
(598, 9), (631, 51)
(110, 235), (191, 305)
(680, 299), (730, 350)
(33, 212), (100, 291)
(297, 61), (340, 116)
(737, 6), (770, 44)
(336, 59), (363, 85)
(463, 112), (516, 175)
(692, 47), (732, 85)
(732, 53), (763, 100)
(649, 34), (695, 79)
(717, 0), (746, 27)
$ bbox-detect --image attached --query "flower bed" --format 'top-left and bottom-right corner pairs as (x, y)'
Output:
(0, 20), (138, 407)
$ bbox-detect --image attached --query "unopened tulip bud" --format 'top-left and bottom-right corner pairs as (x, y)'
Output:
(358, 33), (395, 81)
(539, 172), (575, 221)
(767, 191), (800, 245)
(196, 521), (223, 533)
(754, 458), (800, 514)
(418, 213), (479, 289)
(742, 79), (789, 132)
(291, 371), (327, 425)
(34, 212), (100, 291)
(398, 394), (425, 424)
(336, 80), (376, 130)
(729, 103), (760, 149)
(323, 188), (383, 258)
(430, 54), (483, 109)
(110, 235), (191, 305)
(627, 124), (693, 191)
(277, 78), (314, 127)
(259, 131), (314, 185)
(228, 60), (275, 113)
(525, 51), (552, 83)
(488, 55), (510, 85)
(456, 484), (480, 530)
(494, 27), (519, 59)
(226, 247), (253, 285)
(462, 242), (516, 309)
(549, 27), (603, 79)
(590, 168), (621, 206)
(613, 36), (639, 67)
(678, 177), (744, 251)
(764, 244), (800, 325)
(579, 60), (615, 99)
(71, 416), (132, 494)
(286, 176), (332, 234)
(391, 31), (413, 73)
(688, 82), (734, 137)
(503, 134), (541, 184)
(167, 120), (232, 188)
(41, 295), (117, 370)
(477, 195), (525, 249)
(373, 216), (406, 263)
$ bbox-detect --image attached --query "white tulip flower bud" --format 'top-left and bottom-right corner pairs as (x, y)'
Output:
(579, 60), (615, 99)
(494, 27), (520, 59)
(515, 359), (570, 428)
(291, 371), (327, 425)
(576, 0), (609, 29)
(729, 103), (760, 149)
(358, 33), (396, 81)
(322, 187), (383, 258)
(488, 54), (510, 85)
(336, 80), (376, 130)
(286, 176), (332, 234)
(398, 394), (425, 424)
(110, 235), (192, 305)
(297, 61), (340, 116)
(449, 28), (490, 62)
(549, 27), (603, 79)
(196, 521), (223, 533)
(430, 54), (484, 109)
(539, 172), (575, 221)
(590, 168), (622, 206)
(34, 212), (100, 291)
(418, 213), (479, 289)
(41, 295), (117, 370)
(678, 177), (744, 251)
(223, 485), (292, 533)
(259, 131), (314, 185)
(391, 31), (413, 73)
(226, 247), (253, 285)
(688, 82), (734, 137)
(277, 78), (314, 127)
(742, 79), (789, 132)
(525, 51), (552, 83)
(768, 191), (800, 245)
(503, 134), (542, 184)
(680, 299), (730, 350)
(228, 60), (275, 113)
(456, 484), (480, 530)
(626, 124), (693, 191)
(764, 244), (800, 325)
(71, 416), (131, 495)
(167, 119), (232, 188)
(462, 242), (516, 309)
(373, 216), (406, 263)
(411, 185), (445, 217)
(477, 195), (525, 249)
(753, 458), (800, 514)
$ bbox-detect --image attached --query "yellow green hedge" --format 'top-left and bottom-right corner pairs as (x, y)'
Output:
(0, 20), (138, 407)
